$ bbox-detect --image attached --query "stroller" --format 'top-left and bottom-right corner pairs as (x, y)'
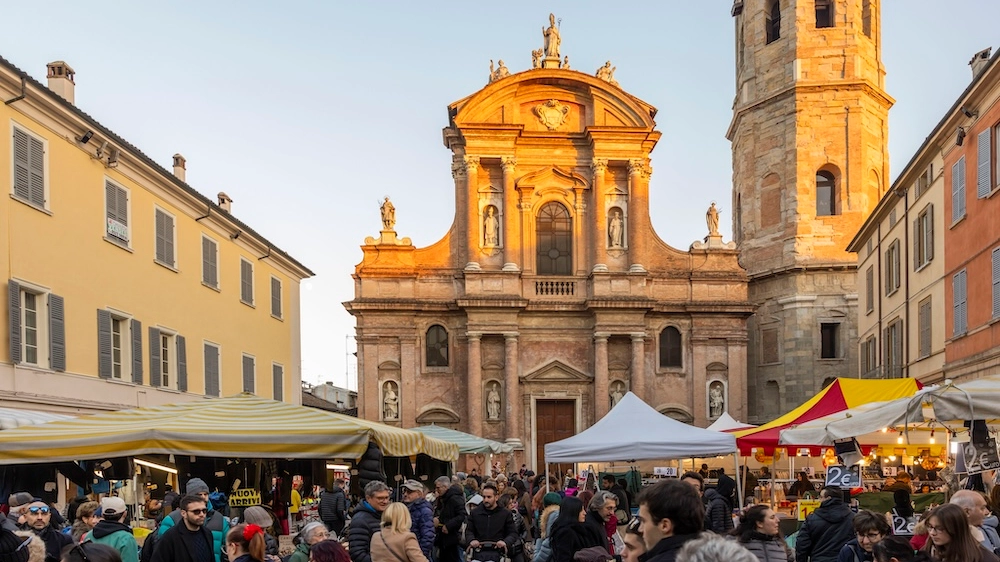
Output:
(467, 542), (509, 562)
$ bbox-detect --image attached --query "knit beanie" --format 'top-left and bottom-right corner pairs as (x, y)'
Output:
(543, 492), (562, 507)
(0, 529), (30, 562)
(186, 478), (210, 495)
(242, 506), (272, 527)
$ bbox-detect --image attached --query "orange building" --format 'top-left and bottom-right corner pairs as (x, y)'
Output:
(943, 49), (1000, 380)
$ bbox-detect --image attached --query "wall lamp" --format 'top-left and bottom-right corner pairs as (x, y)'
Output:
(957, 126), (967, 146)
(961, 105), (978, 119)
(77, 130), (94, 144)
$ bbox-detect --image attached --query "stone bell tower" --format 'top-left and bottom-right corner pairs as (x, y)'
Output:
(727, 0), (893, 422)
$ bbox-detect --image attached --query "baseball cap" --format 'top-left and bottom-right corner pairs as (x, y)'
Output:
(6, 493), (32, 509)
(467, 494), (483, 506)
(401, 480), (424, 492)
(100, 497), (127, 516)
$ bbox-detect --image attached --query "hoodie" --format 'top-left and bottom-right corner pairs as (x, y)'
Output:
(795, 496), (855, 562)
(86, 520), (139, 562)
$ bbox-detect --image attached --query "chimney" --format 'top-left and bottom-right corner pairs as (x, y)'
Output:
(46, 61), (75, 104)
(172, 154), (186, 182)
(217, 192), (232, 212)
(970, 48), (992, 79)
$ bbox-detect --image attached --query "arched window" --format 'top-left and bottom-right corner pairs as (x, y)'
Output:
(816, 170), (837, 216)
(765, 0), (781, 44)
(659, 327), (682, 368)
(536, 202), (572, 275)
(425, 325), (449, 367)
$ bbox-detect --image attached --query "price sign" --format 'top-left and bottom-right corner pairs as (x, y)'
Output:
(825, 465), (861, 488)
(962, 438), (1000, 475)
(229, 488), (261, 507)
(883, 466), (897, 477)
(798, 499), (822, 521)
(653, 467), (677, 477)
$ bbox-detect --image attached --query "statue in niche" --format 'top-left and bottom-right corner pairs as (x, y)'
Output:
(486, 382), (501, 420)
(380, 196), (395, 230)
(484, 206), (500, 246)
(596, 61), (619, 87)
(542, 13), (561, 58)
(709, 382), (724, 419)
(531, 49), (543, 69)
(706, 202), (720, 236)
(608, 209), (624, 248)
(383, 381), (399, 420)
(610, 381), (626, 408)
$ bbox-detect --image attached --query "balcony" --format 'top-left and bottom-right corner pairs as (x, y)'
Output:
(534, 279), (576, 296)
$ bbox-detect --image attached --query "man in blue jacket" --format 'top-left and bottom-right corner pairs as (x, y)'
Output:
(156, 478), (229, 562)
(402, 480), (435, 560)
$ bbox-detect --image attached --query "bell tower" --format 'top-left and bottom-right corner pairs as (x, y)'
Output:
(727, 0), (893, 422)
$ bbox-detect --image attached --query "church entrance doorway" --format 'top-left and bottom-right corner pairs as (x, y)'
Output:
(535, 399), (576, 478)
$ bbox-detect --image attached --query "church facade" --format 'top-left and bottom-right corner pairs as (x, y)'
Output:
(345, 19), (752, 469)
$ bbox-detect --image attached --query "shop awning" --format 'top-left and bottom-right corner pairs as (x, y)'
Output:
(411, 425), (515, 455)
(734, 378), (922, 455)
(0, 394), (458, 464)
(0, 407), (73, 430)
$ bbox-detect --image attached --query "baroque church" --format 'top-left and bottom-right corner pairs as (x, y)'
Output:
(345, 14), (752, 470)
(729, 0), (891, 423)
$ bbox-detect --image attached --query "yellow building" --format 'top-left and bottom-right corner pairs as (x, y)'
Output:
(0, 57), (313, 414)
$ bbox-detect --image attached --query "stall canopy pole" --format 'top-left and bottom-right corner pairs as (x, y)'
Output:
(771, 454), (777, 507)
(733, 453), (743, 509)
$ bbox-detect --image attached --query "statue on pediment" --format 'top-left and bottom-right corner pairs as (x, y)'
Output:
(542, 13), (561, 58)
(596, 61), (619, 87)
(380, 196), (395, 230)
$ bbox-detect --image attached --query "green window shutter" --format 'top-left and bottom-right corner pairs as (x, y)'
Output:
(12, 129), (30, 200)
(131, 319), (143, 384)
(97, 310), (112, 379)
(272, 364), (283, 401)
(271, 277), (281, 317)
(204, 344), (220, 397)
(978, 129), (992, 198)
(28, 136), (44, 206)
(8, 281), (21, 364)
(149, 327), (162, 387)
(176, 335), (187, 392)
(242, 355), (255, 393)
(48, 294), (65, 371)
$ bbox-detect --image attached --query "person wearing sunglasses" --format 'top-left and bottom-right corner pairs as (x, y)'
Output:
(154, 479), (229, 562)
(149, 495), (216, 562)
(19, 500), (72, 562)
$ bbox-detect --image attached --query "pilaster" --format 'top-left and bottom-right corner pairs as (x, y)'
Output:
(594, 333), (610, 420)
(467, 332), (483, 435)
(502, 157), (520, 269)
(464, 156), (480, 268)
(592, 158), (608, 269)
(627, 160), (648, 270)
(630, 332), (646, 398)
(504, 332), (522, 447)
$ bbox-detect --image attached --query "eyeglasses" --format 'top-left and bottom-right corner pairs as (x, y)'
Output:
(72, 542), (92, 562)
(186, 508), (208, 514)
(926, 524), (947, 533)
(857, 532), (883, 541)
(27, 506), (50, 515)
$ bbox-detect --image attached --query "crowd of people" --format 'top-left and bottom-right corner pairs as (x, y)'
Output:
(2, 465), (999, 562)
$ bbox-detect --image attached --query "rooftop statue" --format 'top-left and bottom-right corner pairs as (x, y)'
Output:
(542, 13), (560, 58)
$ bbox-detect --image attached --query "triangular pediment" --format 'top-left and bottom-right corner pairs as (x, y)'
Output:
(521, 359), (592, 382)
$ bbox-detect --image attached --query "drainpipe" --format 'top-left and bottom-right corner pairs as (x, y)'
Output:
(4, 77), (27, 105)
(899, 186), (910, 379)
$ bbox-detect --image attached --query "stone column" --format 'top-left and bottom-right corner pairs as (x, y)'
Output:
(464, 156), (480, 268)
(627, 160), (647, 270)
(573, 187), (586, 275)
(630, 333), (646, 399)
(467, 332), (482, 436)
(504, 333), (523, 447)
(594, 333), (610, 420)
(502, 157), (520, 269)
(592, 159), (608, 268)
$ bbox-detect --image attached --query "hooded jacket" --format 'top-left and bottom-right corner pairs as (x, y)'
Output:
(703, 489), (734, 534)
(86, 520), (139, 562)
(348, 501), (383, 562)
(156, 506), (229, 562)
(795, 496), (855, 562)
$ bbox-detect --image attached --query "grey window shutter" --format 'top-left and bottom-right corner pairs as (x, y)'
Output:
(165, 215), (174, 265)
(271, 277), (281, 317)
(105, 183), (117, 223)
(97, 309), (112, 379)
(978, 129), (992, 198)
(912, 218), (919, 270)
(12, 129), (30, 200)
(242, 355), (254, 393)
(28, 136), (44, 206)
(959, 158), (967, 217)
(155, 211), (164, 262)
(241, 260), (253, 304)
(155, 211), (173, 265)
(48, 294), (65, 371)
(176, 335), (187, 392)
(272, 364), (283, 401)
(204, 344), (220, 397)
(926, 205), (934, 262)
(993, 248), (1000, 319)
(8, 280), (21, 364)
(131, 318), (143, 383)
(149, 327), (162, 387)
(202, 238), (218, 287)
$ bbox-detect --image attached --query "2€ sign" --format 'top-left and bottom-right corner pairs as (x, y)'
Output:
(825, 465), (861, 488)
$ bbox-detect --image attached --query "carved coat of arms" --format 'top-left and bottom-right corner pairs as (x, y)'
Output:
(533, 99), (570, 130)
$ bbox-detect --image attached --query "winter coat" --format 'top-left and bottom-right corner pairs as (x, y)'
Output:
(286, 541), (311, 562)
(348, 501), (383, 562)
(464, 504), (518, 547)
(319, 487), (348, 526)
(582, 511), (611, 554)
(741, 533), (794, 562)
(607, 485), (630, 523)
(836, 539), (872, 562)
(435, 486), (468, 548)
(407, 498), (435, 559)
(703, 489), (734, 534)
(533, 507), (560, 562)
(27, 524), (74, 562)
(157, 506), (229, 562)
(371, 530), (429, 562)
(150, 523), (216, 562)
(549, 522), (605, 562)
(86, 520), (140, 562)
(638, 535), (700, 562)
(795, 497), (855, 562)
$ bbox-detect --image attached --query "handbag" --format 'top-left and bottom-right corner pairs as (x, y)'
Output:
(573, 546), (612, 562)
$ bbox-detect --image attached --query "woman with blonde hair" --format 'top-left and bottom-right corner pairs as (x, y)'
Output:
(370, 503), (428, 562)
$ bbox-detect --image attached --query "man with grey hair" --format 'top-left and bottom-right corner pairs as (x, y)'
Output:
(584, 491), (616, 552)
(676, 533), (757, 562)
(348, 481), (391, 562)
(434, 476), (468, 562)
(951, 489), (1000, 553)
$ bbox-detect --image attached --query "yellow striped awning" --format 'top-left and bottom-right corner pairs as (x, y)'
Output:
(0, 394), (458, 464)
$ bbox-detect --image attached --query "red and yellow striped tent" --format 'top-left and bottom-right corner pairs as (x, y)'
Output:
(734, 378), (922, 455)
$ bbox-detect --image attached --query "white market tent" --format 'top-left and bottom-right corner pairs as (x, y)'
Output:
(706, 412), (756, 432)
(545, 392), (738, 462)
(411, 425), (515, 455)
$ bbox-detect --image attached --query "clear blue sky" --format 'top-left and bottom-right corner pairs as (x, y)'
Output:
(3, 1), (998, 389)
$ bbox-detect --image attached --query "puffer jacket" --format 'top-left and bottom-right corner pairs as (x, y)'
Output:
(319, 486), (347, 526)
(795, 497), (855, 562)
(741, 534), (794, 562)
(348, 500), (383, 562)
(407, 497), (435, 559)
(703, 489), (733, 534)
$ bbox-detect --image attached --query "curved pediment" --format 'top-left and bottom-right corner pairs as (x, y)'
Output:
(416, 403), (461, 424)
(520, 359), (592, 382)
(516, 165), (589, 191)
(448, 69), (657, 133)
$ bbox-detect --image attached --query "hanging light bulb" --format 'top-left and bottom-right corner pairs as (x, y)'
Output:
(930, 430), (936, 444)
(881, 427), (888, 433)
(897, 435), (904, 444)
